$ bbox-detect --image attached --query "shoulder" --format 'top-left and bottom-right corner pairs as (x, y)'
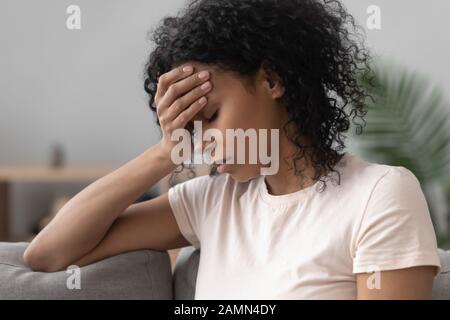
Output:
(348, 156), (430, 232)
(170, 172), (231, 192)
(167, 172), (255, 215)
(354, 154), (422, 206)
(350, 160), (440, 275)
(376, 165), (420, 192)
(331, 153), (427, 228)
(366, 165), (425, 216)
(338, 153), (419, 196)
(168, 172), (245, 203)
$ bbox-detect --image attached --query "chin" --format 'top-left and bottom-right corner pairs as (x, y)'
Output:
(228, 170), (260, 183)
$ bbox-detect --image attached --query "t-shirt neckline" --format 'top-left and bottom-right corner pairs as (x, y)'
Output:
(258, 152), (351, 206)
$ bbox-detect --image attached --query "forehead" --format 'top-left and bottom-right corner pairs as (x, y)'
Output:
(190, 62), (225, 88)
(187, 62), (253, 101)
(189, 62), (227, 105)
(181, 62), (255, 122)
(181, 62), (220, 123)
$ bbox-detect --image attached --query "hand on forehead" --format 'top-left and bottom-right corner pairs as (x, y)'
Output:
(189, 63), (221, 108)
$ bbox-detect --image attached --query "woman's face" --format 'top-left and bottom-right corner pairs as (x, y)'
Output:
(186, 62), (287, 182)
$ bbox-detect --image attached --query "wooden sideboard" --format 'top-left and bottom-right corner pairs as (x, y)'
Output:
(0, 166), (116, 241)
(0, 163), (209, 273)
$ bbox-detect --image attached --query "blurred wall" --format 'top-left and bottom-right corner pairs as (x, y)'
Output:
(1, 0), (449, 165)
(0, 0), (449, 239)
(344, 0), (450, 95)
(0, 0), (186, 240)
(0, 0), (186, 166)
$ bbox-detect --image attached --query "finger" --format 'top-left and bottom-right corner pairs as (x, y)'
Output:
(155, 64), (194, 105)
(172, 96), (208, 129)
(157, 69), (210, 113)
(165, 80), (212, 122)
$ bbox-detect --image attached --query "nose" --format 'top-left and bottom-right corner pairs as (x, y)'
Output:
(193, 136), (222, 165)
(194, 136), (216, 154)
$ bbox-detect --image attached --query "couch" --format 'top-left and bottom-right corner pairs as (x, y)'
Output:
(0, 242), (449, 299)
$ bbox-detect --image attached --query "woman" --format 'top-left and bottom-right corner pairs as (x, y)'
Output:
(24, 0), (441, 299)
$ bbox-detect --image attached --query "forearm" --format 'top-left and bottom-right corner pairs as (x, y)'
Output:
(24, 143), (176, 271)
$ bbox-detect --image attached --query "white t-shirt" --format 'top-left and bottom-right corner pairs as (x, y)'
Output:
(168, 152), (441, 299)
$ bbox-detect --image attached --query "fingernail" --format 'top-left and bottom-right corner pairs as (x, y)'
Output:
(183, 65), (193, 73)
(199, 97), (207, 105)
(198, 71), (209, 79)
(201, 81), (211, 90)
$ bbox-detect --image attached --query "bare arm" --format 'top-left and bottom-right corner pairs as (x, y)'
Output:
(23, 63), (212, 272)
(356, 266), (437, 299)
(23, 144), (177, 272)
(72, 192), (190, 268)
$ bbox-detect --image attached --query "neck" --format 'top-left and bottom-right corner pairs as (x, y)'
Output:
(263, 134), (317, 196)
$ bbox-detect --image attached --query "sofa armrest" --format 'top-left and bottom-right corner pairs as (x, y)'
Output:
(172, 246), (200, 300)
(432, 249), (450, 300)
(0, 242), (172, 300)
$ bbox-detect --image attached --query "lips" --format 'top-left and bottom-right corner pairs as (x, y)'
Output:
(216, 163), (229, 173)
(212, 157), (232, 174)
(213, 157), (230, 165)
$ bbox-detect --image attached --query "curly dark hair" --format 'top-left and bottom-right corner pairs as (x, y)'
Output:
(143, 0), (374, 190)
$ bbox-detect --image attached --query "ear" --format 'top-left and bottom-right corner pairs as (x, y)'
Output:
(259, 65), (285, 99)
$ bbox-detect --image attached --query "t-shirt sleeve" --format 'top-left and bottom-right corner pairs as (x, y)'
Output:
(167, 175), (212, 249)
(353, 166), (441, 276)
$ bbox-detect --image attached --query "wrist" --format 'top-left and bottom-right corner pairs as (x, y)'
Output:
(150, 142), (178, 170)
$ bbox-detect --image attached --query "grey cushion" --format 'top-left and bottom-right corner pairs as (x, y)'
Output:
(172, 246), (199, 300)
(0, 242), (172, 299)
(173, 246), (450, 300)
(432, 249), (450, 299)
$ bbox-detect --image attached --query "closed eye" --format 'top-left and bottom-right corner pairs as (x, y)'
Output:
(207, 109), (219, 123)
